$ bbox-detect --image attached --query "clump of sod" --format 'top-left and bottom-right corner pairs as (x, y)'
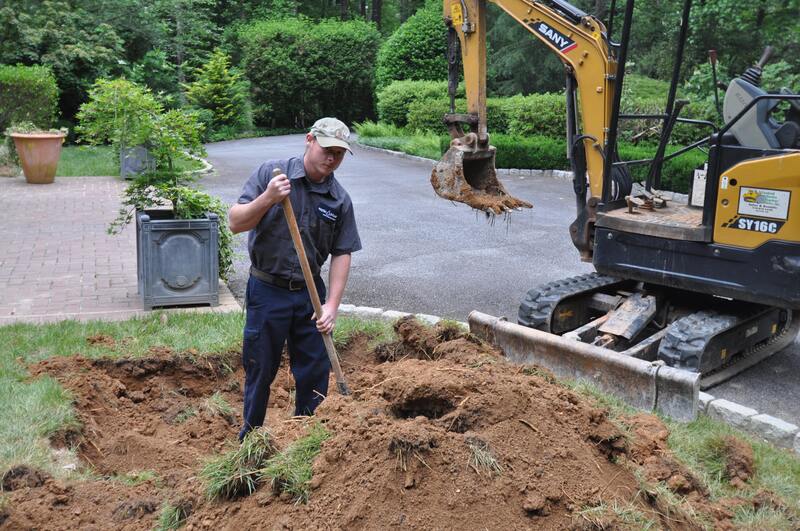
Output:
(260, 423), (331, 503)
(155, 500), (192, 531)
(466, 437), (503, 476)
(201, 429), (276, 500)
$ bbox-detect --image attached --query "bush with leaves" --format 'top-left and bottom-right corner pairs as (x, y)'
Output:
(76, 78), (162, 155)
(0, 65), (59, 133)
(406, 97), (513, 134)
(0, 0), (124, 120)
(375, 4), (447, 90)
(185, 48), (252, 139)
(239, 17), (380, 128)
(129, 49), (180, 105)
(78, 79), (233, 280)
(377, 80), (454, 127)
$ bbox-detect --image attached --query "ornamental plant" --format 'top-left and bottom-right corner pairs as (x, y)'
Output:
(78, 78), (233, 279)
(185, 48), (251, 139)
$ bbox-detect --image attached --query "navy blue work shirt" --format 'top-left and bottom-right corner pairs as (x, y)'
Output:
(237, 157), (362, 282)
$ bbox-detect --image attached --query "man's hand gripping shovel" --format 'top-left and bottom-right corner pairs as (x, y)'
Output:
(273, 168), (350, 396)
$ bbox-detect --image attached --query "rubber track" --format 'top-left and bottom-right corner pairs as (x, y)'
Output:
(658, 310), (737, 370)
(659, 309), (799, 389)
(517, 272), (622, 332)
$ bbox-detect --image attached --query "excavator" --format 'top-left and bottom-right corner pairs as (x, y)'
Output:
(433, 0), (800, 420)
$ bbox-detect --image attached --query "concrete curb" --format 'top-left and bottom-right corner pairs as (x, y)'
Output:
(186, 154), (215, 177)
(338, 303), (800, 455)
(353, 141), (573, 180)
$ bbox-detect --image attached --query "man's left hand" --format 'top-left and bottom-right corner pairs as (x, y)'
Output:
(313, 302), (338, 335)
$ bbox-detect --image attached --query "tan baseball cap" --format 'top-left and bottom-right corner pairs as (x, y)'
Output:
(310, 117), (352, 153)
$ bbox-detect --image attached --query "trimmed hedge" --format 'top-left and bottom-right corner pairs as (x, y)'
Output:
(238, 17), (380, 128)
(406, 93), (566, 137)
(377, 80), (461, 127)
(0, 65), (59, 131)
(375, 4), (447, 90)
(437, 134), (706, 194)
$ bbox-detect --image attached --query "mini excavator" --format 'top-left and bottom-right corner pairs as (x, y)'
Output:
(433, 0), (800, 419)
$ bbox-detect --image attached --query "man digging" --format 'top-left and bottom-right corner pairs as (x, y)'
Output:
(228, 117), (361, 440)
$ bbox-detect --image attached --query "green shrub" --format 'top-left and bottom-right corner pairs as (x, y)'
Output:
(375, 4), (447, 90)
(407, 97), (466, 133)
(377, 80), (452, 127)
(505, 93), (567, 138)
(76, 78), (162, 151)
(0, 65), (59, 132)
(491, 134), (571, 171)
(405, 93), (566, 137)
(185, 48), (252, 139)
(129, 49), (180, 105)
(239, 17), (380, 128)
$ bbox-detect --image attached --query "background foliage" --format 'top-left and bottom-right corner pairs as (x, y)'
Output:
(238, 16), (380, 128)
(0, 65), (59, 132)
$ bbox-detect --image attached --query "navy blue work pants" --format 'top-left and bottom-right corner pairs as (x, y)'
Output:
(239, 275), (330, 440)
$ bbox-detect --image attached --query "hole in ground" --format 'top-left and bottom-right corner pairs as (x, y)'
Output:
(391, 396), (455, 419)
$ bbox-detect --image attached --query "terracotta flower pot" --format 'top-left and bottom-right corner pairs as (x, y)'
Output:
(10, 132), (66, 184)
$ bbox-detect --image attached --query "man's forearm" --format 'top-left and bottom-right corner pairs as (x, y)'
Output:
(326, 253), (351, 307)
(229, 194), (275, 234)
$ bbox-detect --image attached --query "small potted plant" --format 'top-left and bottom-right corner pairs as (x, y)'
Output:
(78, 78), (233, 309)
(5, 122), (68, 184)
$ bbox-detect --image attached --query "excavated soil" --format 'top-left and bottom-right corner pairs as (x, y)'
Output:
(2, 317), (776, 530)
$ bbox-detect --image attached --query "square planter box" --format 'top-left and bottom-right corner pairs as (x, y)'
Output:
(136, 210), (220, 310)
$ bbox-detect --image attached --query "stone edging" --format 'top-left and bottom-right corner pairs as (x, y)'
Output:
(338, 303), (800, 455)
(186, 154), (214, 176)
(353, 140), (573, 180)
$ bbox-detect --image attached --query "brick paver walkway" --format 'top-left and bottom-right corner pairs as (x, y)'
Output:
(0, 175), (239, 324)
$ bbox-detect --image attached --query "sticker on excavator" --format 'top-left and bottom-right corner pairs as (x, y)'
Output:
(450, 3), (463, 26)
(737, 187), (790, 220)
(531, 21), (577, 54)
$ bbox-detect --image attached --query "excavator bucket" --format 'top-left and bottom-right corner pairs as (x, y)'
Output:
(431, 135), (532, 214)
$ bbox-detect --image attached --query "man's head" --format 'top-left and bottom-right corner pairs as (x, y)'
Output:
(310, 117), (352, 152)
(304, 117), (351, 182)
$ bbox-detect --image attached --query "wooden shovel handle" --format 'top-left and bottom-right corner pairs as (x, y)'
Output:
(273, 168), (350, 396)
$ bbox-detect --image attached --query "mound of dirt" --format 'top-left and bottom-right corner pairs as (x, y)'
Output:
(3, 320), (766, 529)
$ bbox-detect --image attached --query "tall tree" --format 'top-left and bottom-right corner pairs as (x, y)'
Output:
(152, 0), (219, 104)
(0, 0), (124, 120)
(371, 0), (382, 29)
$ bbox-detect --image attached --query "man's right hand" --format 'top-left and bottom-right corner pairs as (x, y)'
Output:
(265, 172), (291, 204)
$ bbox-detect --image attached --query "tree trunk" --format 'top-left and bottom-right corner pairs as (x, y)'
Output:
(340, 0), (348, 20)
(360, 0), (366, 17)
(371, 0), (382, 29)
(175, 4), (186, 106)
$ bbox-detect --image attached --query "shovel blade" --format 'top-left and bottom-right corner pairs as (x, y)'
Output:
(431, 143), (532, 214)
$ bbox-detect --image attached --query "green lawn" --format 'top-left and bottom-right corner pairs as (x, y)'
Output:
(56, 145), (203, 177)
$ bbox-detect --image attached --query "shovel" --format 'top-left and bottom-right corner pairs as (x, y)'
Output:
(273, 167), (350, 396)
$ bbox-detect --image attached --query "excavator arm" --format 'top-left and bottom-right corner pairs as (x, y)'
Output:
(432, 0), (618, 209)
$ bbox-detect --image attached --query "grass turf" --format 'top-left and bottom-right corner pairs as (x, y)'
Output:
(56, 145), (202, 177)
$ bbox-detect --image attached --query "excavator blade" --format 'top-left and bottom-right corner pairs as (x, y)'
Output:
(431, 141), (532, 214)
(468, 311), (701, 421)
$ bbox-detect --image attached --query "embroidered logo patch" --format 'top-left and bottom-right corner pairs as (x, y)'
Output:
(317, 205), (338, 222)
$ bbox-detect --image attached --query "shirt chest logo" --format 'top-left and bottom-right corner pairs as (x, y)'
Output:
(316, 205), (338, 222)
